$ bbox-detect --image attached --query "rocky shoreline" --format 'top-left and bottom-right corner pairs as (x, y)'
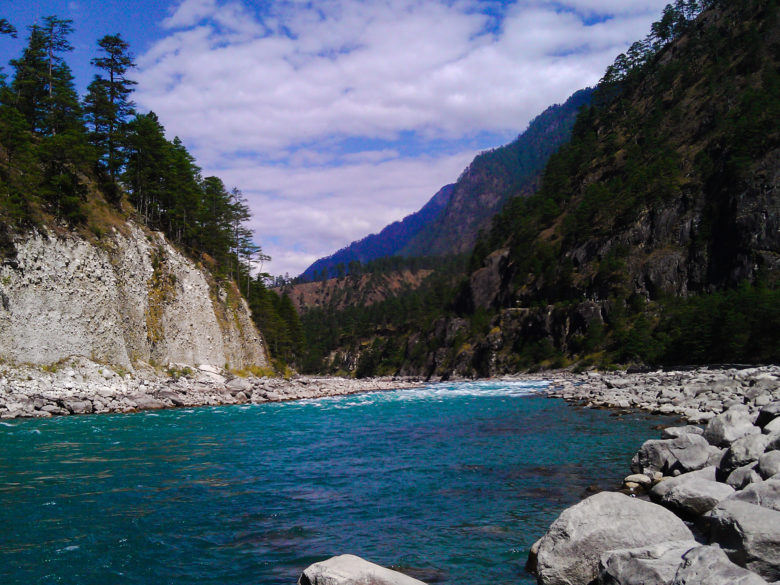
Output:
(0, 357), (424, 419)
(522, 365), (780, 585)
(534, 365), (780, 424)
(291, 366), (780, 585)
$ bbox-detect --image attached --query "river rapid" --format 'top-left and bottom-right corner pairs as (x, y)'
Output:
(0, 380), (674, 584)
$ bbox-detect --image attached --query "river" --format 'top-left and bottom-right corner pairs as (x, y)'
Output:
(0, 380), (673, 584)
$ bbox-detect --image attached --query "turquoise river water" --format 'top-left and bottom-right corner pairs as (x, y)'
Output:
(0, 380), (675, 585)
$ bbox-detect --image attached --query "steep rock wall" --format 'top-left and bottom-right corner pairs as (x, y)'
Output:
(0, 223), (268, 370)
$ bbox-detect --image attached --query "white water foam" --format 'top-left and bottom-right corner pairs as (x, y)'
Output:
(303, 379), (549, 410)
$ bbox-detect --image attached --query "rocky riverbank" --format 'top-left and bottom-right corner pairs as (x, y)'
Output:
(534, 365), (780, 424)
(525, 365), (780, 585)
(0, 357), (424, 419)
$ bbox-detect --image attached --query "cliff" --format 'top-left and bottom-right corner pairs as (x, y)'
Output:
(0, 223), (268, 372)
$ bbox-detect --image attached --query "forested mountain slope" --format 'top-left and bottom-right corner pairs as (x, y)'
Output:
(299, 88), (593, 282)
(400, 88), (593, 257)
(300, 184), (454, 282)
(298, 0), (780, 378)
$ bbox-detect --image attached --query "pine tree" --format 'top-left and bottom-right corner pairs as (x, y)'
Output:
(122, 111), (169, 224)
(0, 19), (16, 37)
(9, 18), (81, 135)
(9, 24), (48, 132)
(84, 34), (136, 186)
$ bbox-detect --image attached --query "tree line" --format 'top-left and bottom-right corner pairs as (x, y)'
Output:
(0, 16), (304, 370)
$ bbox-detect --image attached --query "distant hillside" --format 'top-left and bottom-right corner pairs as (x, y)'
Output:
(300, 184), (454, 281)
(297, 0), (780, 378)
(400, 87), (593, 257)
(284, 269), (434, 313)
(300, 88), (593, 280)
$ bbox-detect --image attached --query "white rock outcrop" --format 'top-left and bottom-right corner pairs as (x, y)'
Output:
(0, 225), (267, 371)
(298, 555), (427, 585)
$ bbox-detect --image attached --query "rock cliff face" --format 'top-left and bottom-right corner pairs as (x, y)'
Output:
(0, 223), (268, 371)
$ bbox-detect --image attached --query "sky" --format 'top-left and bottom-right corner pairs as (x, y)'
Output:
(0, 0), (670, 277)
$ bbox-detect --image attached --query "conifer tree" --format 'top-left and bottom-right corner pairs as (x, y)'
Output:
(9, 18), (81, 135)
(122, 111), (169, 224)
(84, 34), (136, 186)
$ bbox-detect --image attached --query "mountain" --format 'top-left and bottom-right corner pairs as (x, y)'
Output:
(400, 88), (593, 257)
(297, 0), (780, 377)
(300, 183), (454, 281)
(300, 88), (593, 281)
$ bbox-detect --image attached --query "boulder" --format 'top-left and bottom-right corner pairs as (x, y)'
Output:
(650, 466), (716, 502)
(764, 417), (780, 435)
(755, 402), (780, 429)
(727, 479), (780, 512)
(297, 555), (427, 585)
(705, 500), (780, 581)
(719, 434), (771, 479)
(670, 545), (768, 585)
(704, 407), (761, 447)
(226, 377), (252, 394)
(598, 540), (698, 585)
(766, 431), (780, 451)
(726, 464), (764, 490)
(62, 399), (92, 415)
(623, 474), (652, 489)
(758, 451), (780, 480)
(661, 477), (735, 517)
(133, 395), (167, 410)
(631, 433), (714, 476)
(663, 425), (705, 439)
(534, 492), (693, 585)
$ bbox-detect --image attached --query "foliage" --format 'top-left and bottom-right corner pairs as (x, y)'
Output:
(299, 0), (780, 375)
(0, 14), (300, 371)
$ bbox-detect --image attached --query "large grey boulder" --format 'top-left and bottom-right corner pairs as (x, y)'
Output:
(764, 417), (780, 435)
(663, 425), (704, 439)
(726, 463), (764, 490)
(598, 540), (698, 585)
(650, 466), (716, 502)
(727, 479), (780, 512)
(719, 434), (771, 479)
(631, 434), (714, 476)
(62, 399), (93, 414)
(661, 477), (735, 517)
(534, 492), (694, 585)
(132, 395), (167, 411)
(755, 402), (780, 429)
(766, 430), (780, 451)
(670, 545), (768, 585)
(704, 407), (760, 447)
(705, 500), (780, 581)
(757, 451), (780, 479)
(297, 555), (427, 585)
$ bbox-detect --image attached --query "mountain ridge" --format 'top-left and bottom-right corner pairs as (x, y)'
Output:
(300, 183), (454, 281)
(300, 87), (593, 280)
(296, 0), (780, 377)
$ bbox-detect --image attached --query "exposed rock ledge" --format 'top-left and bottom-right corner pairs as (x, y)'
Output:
(0, 225), (267, 371)
(0, 357), (423, 419)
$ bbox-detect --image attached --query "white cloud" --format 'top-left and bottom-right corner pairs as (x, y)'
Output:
(208, 150), (476, 276)
(136, 0), (671, 275)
